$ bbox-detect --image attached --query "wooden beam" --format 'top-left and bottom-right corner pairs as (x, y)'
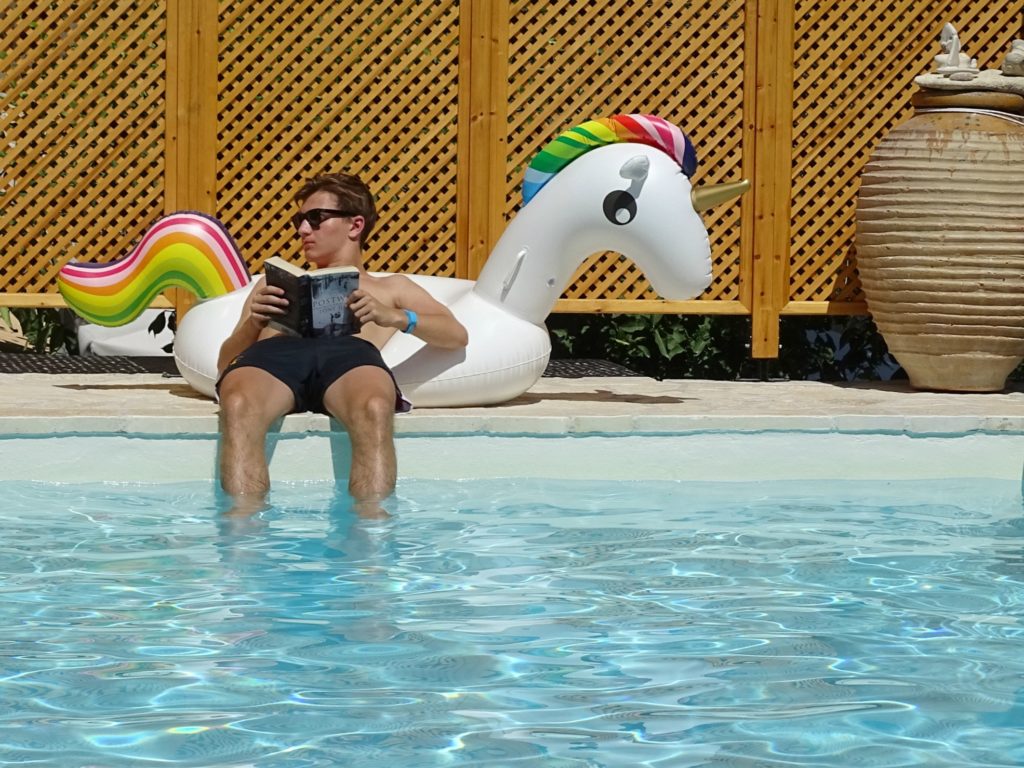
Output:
(749, 0), (793, 358)
(553, 299), (751, 315)
(0, 294), (172, 309)
(780, 301), (868, 316)
(165, 0), (219, 316)
(459, 0), (510, 280)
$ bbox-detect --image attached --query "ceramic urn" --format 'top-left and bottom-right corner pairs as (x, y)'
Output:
(854, 28), (1024, 391)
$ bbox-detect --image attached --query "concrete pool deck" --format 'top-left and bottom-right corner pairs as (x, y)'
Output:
(1, 372), (1024, 435)
(2, 373), (1024, 483)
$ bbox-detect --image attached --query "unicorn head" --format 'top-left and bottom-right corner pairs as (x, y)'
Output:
(521, 114), (700, 204)
(474, 114), (748, 324)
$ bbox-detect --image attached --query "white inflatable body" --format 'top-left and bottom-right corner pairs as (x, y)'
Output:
(175, 274), (551, 407)
(176, 135), (730, 407)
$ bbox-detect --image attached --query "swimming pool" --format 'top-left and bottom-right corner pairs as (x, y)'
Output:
(3, 430), (1024, 482)
(1, 433), (1022, 766)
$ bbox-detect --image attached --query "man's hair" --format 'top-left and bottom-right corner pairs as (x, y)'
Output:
(295, 173), (378, 248)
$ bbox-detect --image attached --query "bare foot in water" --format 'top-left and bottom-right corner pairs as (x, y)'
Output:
(353, 499), (391, 520)
(223, 492), (270, 519)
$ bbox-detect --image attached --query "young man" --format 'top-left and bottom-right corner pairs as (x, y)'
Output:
(216, 173), (468, 510)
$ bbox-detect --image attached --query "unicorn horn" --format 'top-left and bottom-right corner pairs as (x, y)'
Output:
(691, 179), (751, 212)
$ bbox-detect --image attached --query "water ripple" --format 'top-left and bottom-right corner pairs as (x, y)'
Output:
(0, 477), (1021, 766)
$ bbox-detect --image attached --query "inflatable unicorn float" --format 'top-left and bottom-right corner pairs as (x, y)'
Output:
(58, 114), (748, 406)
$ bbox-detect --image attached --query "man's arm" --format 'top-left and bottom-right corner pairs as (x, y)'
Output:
(216, 277), (290, 374)
(349, 276), (468, 349)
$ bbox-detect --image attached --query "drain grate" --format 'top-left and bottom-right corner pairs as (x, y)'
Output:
(0, 353), (640, 378)
(0, 353), (178, 375)
(542, 359), (643, 378)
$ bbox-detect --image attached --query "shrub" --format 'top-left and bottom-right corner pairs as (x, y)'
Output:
(548, 313), (906, 382)
(1, 308), (78, 354)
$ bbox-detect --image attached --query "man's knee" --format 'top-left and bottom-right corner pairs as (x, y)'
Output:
(362, 392), (395, 425)
(218, 374), (283, 430)
(343, 392), (394, 435)
(218, 381), (253, 423)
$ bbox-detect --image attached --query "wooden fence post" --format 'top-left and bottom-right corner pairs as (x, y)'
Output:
(749, 0), (793, 359)
(458, 0), (510, 280)
(165, 0), (219, 316)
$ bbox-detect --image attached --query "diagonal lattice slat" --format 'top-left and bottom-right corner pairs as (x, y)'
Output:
(788, 0), (1024, 305)
(1, 1), (166, 294)
(505, 0), (748, 306)
(5, 0), (1024, 363)
(216, 0), (462, 278)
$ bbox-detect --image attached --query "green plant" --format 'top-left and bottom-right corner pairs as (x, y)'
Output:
(5, 308), (79, 354)
(548, 313), (754, 380)
(777, 315), (902, 381)
(548, 313), (906, 382)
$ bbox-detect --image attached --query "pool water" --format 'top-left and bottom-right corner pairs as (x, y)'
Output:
(1, 477), (1022, 767)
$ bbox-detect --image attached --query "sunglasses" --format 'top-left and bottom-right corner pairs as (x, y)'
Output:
(291, 208), (355, 231)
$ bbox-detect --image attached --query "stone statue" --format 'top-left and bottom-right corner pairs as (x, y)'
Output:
(933, 22), (978, 75)
(915, 22), (1024, 103)
(1002, 40), (1024, 77)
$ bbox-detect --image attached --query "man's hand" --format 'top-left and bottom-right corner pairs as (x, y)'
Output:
(245, 278), (289, 329)
(349, 288), (405, 330)
(218, 277), (289, 375)
(347, 276), (468, 349)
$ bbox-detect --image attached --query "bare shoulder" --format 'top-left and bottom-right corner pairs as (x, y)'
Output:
(366, 273), (427, 298)
(362, 273), (411, 290)
(367, 273), (416, 286)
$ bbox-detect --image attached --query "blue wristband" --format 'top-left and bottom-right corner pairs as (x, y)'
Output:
(402, 309), (418, 334)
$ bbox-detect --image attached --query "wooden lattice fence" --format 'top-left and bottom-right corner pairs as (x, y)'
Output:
(2, 0), (1022, 358)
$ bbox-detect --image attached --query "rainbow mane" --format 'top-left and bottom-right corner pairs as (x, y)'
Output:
(522, 114), (698, 206)
(58, 212), (250, 327)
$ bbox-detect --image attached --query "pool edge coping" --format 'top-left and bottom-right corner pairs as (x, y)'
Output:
(1, 412), (1023, 438)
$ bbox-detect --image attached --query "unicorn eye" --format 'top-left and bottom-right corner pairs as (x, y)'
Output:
(603, 190), (637, 225)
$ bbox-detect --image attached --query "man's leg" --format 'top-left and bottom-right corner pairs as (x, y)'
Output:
(217, 366), (295, 499)
(321, 366), (397, 503)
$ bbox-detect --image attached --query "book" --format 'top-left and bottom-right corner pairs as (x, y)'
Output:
(263, 256), (361, 338)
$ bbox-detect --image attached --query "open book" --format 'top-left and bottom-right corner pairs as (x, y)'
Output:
(263, 256), (360, 337)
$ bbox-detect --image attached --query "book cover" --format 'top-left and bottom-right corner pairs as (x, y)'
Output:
(263, 257), (360, 337)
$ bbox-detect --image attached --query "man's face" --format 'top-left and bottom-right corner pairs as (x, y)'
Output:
(295, 190), (362, 266)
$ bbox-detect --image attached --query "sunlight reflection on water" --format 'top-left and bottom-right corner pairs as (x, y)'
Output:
(0, 477), (1021, 767)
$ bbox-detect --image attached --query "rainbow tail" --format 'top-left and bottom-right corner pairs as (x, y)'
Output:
(58, 211), (251, 327)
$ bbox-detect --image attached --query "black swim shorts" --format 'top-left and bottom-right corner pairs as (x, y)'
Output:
(217, 335), (412, 414)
